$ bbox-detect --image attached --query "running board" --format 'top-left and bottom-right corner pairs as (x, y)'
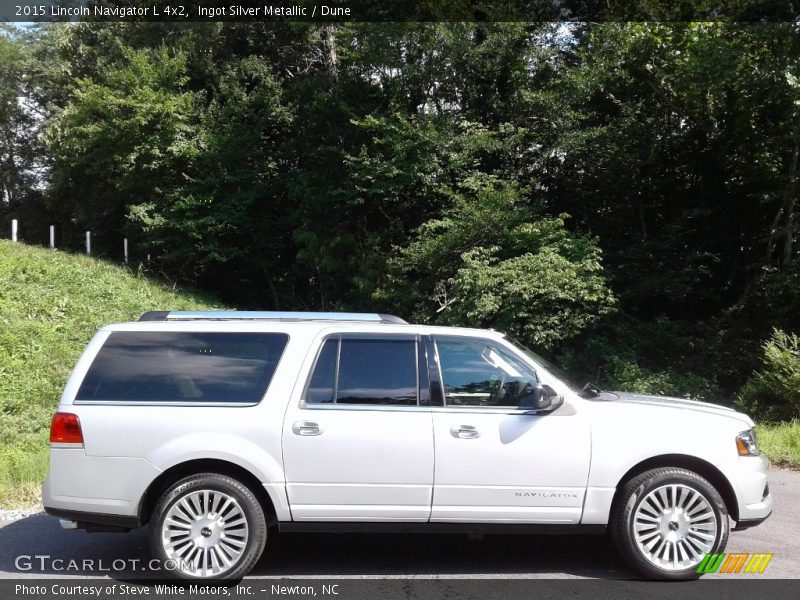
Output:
(277, 522), (606, 535)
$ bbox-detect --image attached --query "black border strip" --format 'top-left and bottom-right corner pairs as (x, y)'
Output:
(2, 0), (799, 23)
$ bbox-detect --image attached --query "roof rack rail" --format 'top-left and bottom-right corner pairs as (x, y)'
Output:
(138, 311), (408, 324)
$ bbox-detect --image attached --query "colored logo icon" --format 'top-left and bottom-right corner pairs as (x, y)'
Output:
(696, 553), (773, 574)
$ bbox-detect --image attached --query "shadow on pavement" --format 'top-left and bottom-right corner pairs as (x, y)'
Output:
(254, 530), (633, 578)
(0, 512), (150, 577)
(0, 512), (634, 579)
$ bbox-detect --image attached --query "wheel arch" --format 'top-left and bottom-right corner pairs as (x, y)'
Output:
(610, 454), (739, 522)
(138, 458), (279, 527)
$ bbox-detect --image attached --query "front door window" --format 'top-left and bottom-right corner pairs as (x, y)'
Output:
(435, 338), (538, 408)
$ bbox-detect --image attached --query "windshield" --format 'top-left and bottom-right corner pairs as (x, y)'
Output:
(503, 335), (584, 394)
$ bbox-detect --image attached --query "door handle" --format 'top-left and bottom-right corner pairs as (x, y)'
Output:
(292, 421), (323, 436)
(450, 424), (480, 439)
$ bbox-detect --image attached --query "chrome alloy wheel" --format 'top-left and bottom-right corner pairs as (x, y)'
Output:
(161, 489), (249, 578)
(632, 483), (718, 571)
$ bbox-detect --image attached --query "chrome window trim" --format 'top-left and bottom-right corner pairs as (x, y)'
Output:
(431, 406), (542, 416)
(415, 339), (420, 404)
(417, 337), (431, 406)
(299, 403), (431, 413)
(299, 403), (549, 415)
(333, 336), (341, 402)
(72, 400), (260, 407)
(433, 334), (445, 402)
(424, 335), (444, 407)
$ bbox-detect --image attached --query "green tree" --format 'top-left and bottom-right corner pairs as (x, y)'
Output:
(131, 56), (293, 306)
(44, 45), (201, 254)
(380, 174), (615, 349)
(0, 27), (41, 229)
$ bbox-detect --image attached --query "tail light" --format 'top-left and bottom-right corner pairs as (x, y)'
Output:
(50, 412), (83, 445)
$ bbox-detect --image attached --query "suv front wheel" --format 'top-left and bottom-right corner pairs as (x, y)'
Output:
(611, 467), (729, 580)
(149, 473), (267, 580)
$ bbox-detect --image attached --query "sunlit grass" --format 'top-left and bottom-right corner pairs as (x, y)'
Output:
(757, 420), (800, 468)
(0, 240), (222, 507)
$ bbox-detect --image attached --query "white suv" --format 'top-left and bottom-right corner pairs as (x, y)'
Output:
(43, 311), (772, 580)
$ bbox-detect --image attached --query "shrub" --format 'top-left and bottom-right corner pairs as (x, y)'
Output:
(596, 356), (720, 400)
(736, 329), (800, 421)
(555, 314), (723, 402)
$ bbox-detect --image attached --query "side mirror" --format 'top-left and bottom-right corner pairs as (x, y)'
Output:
(518, 384), (564, 412)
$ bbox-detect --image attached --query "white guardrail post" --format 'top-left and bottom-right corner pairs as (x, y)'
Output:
(11, 219), (18, 242)
(50, 225), (55, 249)
(85, 231), (91, 255)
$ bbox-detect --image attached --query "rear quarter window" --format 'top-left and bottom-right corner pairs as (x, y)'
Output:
(76, 332), (288, 404)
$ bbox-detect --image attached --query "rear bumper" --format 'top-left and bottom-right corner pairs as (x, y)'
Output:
(42, 449), (157, 518)
(43, 504), (140, 532)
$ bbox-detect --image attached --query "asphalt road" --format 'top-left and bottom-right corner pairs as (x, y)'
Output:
(0, 468), (797, 580)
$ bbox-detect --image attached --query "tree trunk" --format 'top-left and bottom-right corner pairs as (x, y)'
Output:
(766, 118), (799, 270)
(782, 139), (797, 270)
(779, 130), (798, 270)
(323, 25), (338, 82)
(266, 274), (280, 310)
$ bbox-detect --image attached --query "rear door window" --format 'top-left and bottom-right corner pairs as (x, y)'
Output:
(76, 332), (288, 404)
(306, 337), (418, 406)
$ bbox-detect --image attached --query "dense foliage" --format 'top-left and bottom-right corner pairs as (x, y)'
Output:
(737, 330), (800, 422)
(2, 22), (800, 417)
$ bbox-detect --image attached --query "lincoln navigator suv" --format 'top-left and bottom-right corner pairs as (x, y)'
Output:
(43, 311), (772, 580)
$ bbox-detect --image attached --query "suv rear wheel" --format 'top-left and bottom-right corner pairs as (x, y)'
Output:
(149, 473), (267, 580)
(611, 467), (729, 580)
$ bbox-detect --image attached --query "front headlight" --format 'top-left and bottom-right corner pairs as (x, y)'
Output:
(736, 428), (760, 456)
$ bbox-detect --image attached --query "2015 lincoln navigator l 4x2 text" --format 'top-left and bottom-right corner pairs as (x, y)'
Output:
(43, 311), (772, 580)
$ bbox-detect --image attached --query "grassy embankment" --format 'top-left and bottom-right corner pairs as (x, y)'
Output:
(756, 421), (800, 469)
(0, 240), (221, 507)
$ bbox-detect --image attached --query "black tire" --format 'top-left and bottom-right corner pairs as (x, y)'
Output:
(149, 473), (267, 580)
(610, 467), (729, 580)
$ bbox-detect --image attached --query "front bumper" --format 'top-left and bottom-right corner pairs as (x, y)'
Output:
(725, 453), (772, 524)
(734, 511), (772, 531)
